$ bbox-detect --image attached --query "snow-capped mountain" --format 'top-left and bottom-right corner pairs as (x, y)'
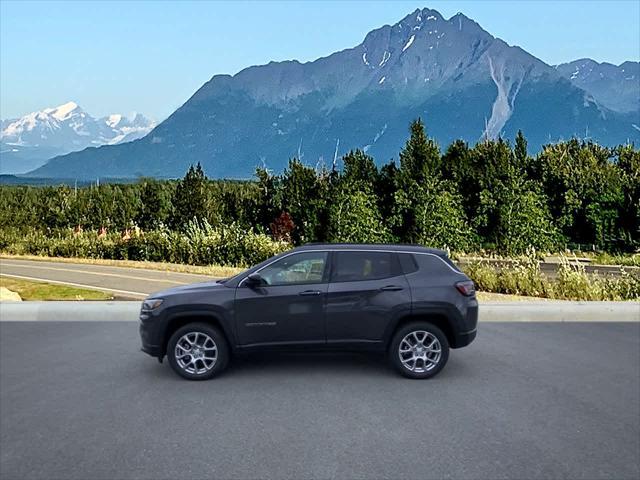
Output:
(0, 102), (155, 174)
(29, 8), (640, 179)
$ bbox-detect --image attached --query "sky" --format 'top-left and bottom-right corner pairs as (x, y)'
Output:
(1, 0), (639, 121)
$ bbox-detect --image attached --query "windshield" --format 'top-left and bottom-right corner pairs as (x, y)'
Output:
(220, 251), (290, 286)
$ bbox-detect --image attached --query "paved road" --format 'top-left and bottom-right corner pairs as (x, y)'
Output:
(1, 321), (638, 479)
(0, 258), (216, 299)
(1, 258), (636, 302)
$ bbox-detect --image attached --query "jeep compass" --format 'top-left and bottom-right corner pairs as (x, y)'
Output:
(139, 244), (478, 380)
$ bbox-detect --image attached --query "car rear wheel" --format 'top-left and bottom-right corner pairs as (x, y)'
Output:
(167, 323), (229, 380)
(389, 322), (449, 379)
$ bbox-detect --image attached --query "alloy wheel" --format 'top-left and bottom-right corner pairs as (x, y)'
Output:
(398, 330), (442, 373)
(174, 332), (218, 375)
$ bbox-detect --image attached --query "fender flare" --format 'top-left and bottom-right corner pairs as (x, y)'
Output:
(382, 302), (463, 347)
(163, 307), (237, 354)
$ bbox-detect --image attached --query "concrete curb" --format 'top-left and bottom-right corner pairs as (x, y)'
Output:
(0, 301), (140, 321)
(481, 301), (640, 322)
(0, 301), (638, 322)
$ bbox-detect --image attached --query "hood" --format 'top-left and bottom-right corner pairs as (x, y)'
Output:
(148, 280), (227, 299)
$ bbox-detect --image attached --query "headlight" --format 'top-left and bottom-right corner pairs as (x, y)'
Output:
(142, 298), (164, 310)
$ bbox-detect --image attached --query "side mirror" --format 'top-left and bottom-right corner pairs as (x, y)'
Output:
(245, 272), (264, 287)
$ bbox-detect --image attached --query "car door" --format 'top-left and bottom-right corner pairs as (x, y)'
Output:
(235, 251), (329, 347)
(325, 250), (411, 345)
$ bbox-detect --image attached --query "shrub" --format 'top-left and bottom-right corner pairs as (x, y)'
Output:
(463, 253), (640, 301)
(0, 225), (289, 268)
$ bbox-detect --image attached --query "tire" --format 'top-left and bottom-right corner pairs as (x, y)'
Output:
(167, 322), (230, 380)
(389, 322), (450, 379)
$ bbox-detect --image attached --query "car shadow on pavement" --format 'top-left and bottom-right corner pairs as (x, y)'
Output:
(229, 351), (393, 377)
(136, 350), (477, 382)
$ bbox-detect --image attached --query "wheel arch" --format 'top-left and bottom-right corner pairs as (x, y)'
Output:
(163, 311), (234, 356)
(385, 312), (456, 350)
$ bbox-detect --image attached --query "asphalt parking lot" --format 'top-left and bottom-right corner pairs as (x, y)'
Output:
(1, 321), (639, 480)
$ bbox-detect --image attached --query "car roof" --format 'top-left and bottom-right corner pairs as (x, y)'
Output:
(294, 243), (447, 256)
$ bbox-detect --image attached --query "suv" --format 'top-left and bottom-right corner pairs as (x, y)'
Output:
(139, 244), (478, 380)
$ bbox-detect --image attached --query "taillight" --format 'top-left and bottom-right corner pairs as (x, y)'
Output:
(455, 280), (475, 296)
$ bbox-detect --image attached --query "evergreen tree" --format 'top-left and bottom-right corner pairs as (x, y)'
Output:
(280, 158), (324, 242)
(392, 118), (442, 241)
(341, 149), (379, 193)
(514, 129), (528, 166)
(398, 118), (441, 183)
(255, 167), (280, 228)
(377, 160), (399, 222)
(171, 163), (208, 230)
(137, 179), (171, 230)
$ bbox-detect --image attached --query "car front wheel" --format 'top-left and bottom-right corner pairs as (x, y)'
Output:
(389, 322), (449, 379)
(167, 323), (229, 380)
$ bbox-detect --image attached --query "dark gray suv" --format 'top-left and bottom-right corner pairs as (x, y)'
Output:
(139, 244), (478, 380)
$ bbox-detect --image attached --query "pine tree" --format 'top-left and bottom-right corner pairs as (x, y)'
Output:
(398, 118), (441, 183)
(171, 163), (208, 230)
(280, 158), (322, 242)
(341, 149), (379, 193)
(138, 179), (170, 230)
(392, 118), (442, 241)
(515, 130), (528, 165)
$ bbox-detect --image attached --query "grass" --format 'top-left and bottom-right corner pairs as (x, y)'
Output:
(0, 254), (244, 278)
(0, 276), (113, 301)
(475, 292), (552, 302)
(589, 252), (640, 268)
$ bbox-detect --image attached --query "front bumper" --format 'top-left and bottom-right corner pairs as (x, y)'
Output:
(139, 305), (165, 358)
(139, 321), (163, 357)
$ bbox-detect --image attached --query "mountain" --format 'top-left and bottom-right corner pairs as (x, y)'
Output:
(0, 102), (155, 174)
(30, 8), (640, 179)
(556, 59), (640, 113)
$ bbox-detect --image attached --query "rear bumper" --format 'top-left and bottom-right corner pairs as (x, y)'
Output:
(452, 328), (477, 348)
(451, 300), (478, 348)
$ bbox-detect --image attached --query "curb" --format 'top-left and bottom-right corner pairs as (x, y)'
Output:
(0, 301), (638, 322)
(480, 301), (640, 322)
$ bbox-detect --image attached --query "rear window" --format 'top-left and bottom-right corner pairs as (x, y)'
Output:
(332, 251), (394, 282)
(414, 253), (459, 276)
(398, 253), (419, 274)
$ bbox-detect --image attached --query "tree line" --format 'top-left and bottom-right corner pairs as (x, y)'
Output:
(1, 119), (638, 255)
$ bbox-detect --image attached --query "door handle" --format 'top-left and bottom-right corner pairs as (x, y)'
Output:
(380, 285), (404, 291)
(299, 290), (322, 296)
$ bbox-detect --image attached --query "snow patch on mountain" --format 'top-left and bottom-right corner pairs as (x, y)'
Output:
(484, 56), (524, 139)
(379, 51), (391, 67)
(402, 35), (415, 52)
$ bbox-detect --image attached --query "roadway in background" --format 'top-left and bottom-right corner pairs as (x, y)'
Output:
(0, 258), (218, 299)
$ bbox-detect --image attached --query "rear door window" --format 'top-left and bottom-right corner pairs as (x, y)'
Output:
(398, 253), (419, 274)
(331, 251), (395, 282)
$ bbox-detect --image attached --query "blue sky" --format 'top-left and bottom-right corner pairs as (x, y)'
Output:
(1, 0), (638, 121)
